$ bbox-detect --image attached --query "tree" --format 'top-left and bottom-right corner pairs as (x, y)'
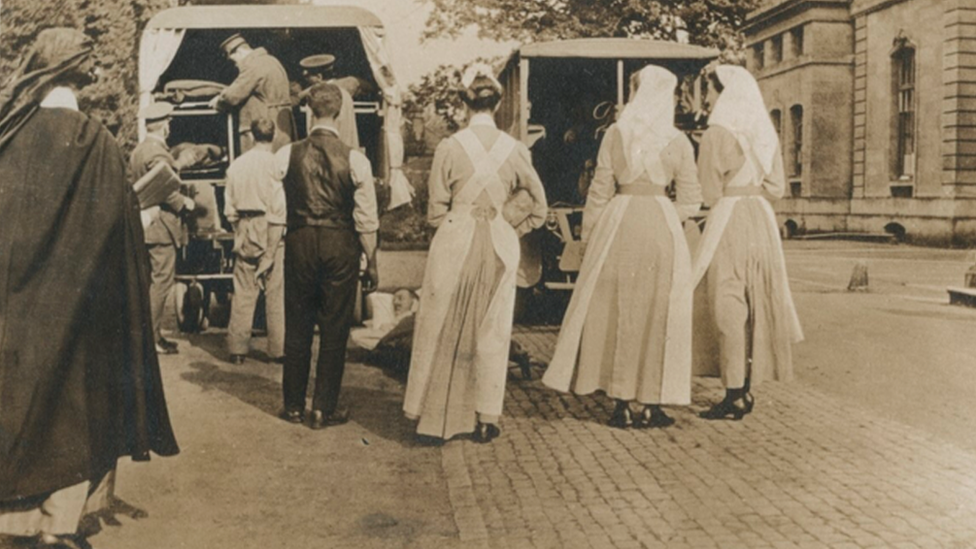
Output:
(404, 59), (499, 135)
(1, 0), (180, 151)
(421, 0), (760, 52)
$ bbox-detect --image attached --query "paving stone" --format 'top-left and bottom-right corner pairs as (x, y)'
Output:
(443, 326), (976, 549)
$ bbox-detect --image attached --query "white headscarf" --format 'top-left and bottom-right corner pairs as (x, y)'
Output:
(461, 62), (502, 93)
(615, 65), (682, 185)
(707, 65), (779, 176)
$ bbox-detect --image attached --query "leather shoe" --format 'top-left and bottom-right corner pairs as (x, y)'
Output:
(155, 343), (178, 355)
(229, 354), (246, 365)
(158, 337), (179, 351)
(472, 422), (500, 443)
(308, 408), (349, 430)
(279, 409), (304, 424)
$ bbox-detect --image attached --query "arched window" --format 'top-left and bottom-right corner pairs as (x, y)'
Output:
(891, 40), (916, 179)
(789, 105), (803, 177)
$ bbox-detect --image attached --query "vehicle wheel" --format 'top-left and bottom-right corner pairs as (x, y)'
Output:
(176, 281), (206, 334)
(207, 288), (231, 329)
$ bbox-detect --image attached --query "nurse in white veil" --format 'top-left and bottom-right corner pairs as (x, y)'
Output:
(692, 65), (803, 420)
(543, 65), (701, 429)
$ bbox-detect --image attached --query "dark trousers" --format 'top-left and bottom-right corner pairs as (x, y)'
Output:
(282, 226), (360, 414)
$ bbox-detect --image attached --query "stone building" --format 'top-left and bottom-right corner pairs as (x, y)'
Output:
(743, 0), (976, 245)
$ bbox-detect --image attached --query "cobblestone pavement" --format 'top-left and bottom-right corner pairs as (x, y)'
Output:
(442, 325), (976, 549)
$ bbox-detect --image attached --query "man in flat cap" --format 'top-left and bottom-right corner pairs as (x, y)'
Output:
(298, 54), (359, 149)
(209, 33), (295, 152)
(131, 101), (196, 355)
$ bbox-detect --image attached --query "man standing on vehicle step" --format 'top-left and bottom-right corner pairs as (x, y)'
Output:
(298, 54), (360, 149)
(210, 33), (295, 152)
(130, 102), (196, 355)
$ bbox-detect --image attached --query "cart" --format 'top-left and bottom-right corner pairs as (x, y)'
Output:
(139, 4), (407, 332)
(494, 38), (718, 311)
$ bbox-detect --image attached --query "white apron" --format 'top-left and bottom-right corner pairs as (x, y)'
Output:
(403, 129), (521, 419)
(690, 133), (803, 343)
(542, 185), (694, 405)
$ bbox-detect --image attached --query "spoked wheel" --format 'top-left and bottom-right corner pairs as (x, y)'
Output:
(176, 280), (206, 334)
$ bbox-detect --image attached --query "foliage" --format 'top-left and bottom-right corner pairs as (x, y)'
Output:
(406, 0), (759, 135)
(1, 0), (177, 152)
(403, 56), (500, 135)
(421, 0), (760, 51)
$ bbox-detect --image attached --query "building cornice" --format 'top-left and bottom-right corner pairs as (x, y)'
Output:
(754, 56), (856, 80)
(744, 0), (851, 34)
(849, 0), (912, 18)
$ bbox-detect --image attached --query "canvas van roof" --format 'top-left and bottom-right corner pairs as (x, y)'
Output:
(146, 5), (384, 30)
(512, 38), (720, 60)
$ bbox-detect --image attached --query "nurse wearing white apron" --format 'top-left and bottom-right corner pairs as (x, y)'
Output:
(543, 66), (702, 429)
(692, 65), (804, 420)
(403, 65), (548, 443)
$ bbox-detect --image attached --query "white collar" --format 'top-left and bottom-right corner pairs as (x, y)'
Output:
(310, 124), (340, 136)
(146, 133), (168, 145)
(39, 87), (79, 111)
(468, 113), (496, 129)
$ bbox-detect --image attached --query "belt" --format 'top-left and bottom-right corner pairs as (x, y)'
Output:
(725, 185), (762, 197)
(617, 184), (666, 196)
(236, 210), (265, 218)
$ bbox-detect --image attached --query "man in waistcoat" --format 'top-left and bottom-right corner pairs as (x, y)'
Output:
(277, 83), (379, 429)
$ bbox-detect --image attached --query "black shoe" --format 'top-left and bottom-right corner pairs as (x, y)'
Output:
(636, 406), (675, 429)
(699, 399), (747, 421)
(155, 342), (178, 355)
(743, 392), (755, 415)
(229, 354), (246, 365)
(309, 408), (349, 430)
(607, 400), (634, 429)
(472, 422), (500, 443)
(279, 409), (305, 424)
(158, 337), (178, 351)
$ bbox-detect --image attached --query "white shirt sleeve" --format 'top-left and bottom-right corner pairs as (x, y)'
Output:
(349, 149), (379, 234)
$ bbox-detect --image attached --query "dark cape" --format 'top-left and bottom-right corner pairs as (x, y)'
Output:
(0, 107), (180, 501)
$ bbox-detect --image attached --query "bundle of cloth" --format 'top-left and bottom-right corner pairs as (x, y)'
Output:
(171, 142), (225, 171)
(154, 80), (226, 104)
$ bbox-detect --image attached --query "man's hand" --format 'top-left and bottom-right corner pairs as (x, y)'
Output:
(362, 261), (379, 294)
(182, 196), (196, 212)
(255, 256), (274, 291)
(207, 95), (221, 110)
(140, 206), (160, 231)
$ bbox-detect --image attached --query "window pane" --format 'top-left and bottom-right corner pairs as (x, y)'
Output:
(791, 26), (804, 57)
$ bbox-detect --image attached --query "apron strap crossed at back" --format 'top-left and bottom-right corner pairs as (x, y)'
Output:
(452, 129), (517, 207)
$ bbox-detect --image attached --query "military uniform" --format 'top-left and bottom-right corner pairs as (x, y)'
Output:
(216, 35), (295, 152)
(130, 103), (193, 349)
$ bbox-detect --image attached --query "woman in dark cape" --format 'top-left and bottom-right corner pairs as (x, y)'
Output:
(0, 28), (179, 547)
